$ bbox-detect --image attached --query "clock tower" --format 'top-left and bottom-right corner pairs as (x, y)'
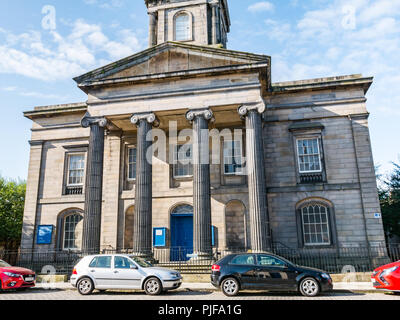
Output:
(145, 0), (231, 48)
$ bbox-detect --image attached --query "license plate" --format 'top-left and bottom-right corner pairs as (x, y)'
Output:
(25, 277), (35, 282)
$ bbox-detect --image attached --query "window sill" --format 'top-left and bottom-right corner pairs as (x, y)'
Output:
(173, 176), (193, 181)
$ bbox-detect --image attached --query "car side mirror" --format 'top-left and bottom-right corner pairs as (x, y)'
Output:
(131, 265), (138, 269)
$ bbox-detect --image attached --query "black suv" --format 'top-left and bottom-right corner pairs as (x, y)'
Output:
(211, 253), (333, 297)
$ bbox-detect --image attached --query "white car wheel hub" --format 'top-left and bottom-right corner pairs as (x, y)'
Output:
(223, 280), (237, 294)
(302, 280), (318, 295)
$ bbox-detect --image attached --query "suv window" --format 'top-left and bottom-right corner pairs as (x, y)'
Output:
(230, 255), (255, 265)
(257, 255), (287, 267)
(89, 256), (112, 268)
(114, 256), (136, 269)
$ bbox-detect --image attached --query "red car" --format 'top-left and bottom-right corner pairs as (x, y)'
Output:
(371, 261), (400, 292)
(0, 259), (36, 291)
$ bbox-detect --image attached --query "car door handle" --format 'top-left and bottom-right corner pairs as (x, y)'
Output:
(90, 270), (95, 273)
(114, 271), (119, 274)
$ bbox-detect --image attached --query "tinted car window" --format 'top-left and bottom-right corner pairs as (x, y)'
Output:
(257, 255), (286, 267)
(89, 256), (112, 268)
(114, 256), (136, 269)
(230, 255), (255, 265)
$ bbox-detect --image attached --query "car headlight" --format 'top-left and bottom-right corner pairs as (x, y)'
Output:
(381, 266), (398, 276)
(320, 273), (331, 280)
(169, 272), (180, 278)
(4, 272), (21, 278)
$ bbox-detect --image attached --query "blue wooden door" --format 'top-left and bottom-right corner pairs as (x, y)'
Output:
(170, 214), (193, 261)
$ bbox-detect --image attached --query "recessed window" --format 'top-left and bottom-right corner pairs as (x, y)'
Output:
(63, 213), (83, 250)
(223, 140), (243, 175)
(173, 144), (193, 178)
(127, 147), (137, 180)
(301, 204), (331, 246)
(297, 138), (322, 173)
(175, 13), (190, 41)
(67, 154), (85, 186)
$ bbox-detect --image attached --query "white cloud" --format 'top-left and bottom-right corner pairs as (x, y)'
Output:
(248, 2), (275, 13)
(0, 19), (144, 81)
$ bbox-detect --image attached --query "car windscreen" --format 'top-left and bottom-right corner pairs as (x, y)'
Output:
(0, 260), (11, 267)
(129, 256), (153, 268)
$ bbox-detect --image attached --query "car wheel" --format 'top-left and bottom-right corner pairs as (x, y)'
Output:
(77, 277), (94, 296)
(221, 278), (240, 297)
(144, 277), (162, 296)
(299, 277), (320, 297)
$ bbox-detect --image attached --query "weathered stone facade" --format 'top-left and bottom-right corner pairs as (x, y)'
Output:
(21, 1), (386, 258)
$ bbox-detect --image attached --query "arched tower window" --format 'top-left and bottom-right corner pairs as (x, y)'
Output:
(174, 12), (191, 41)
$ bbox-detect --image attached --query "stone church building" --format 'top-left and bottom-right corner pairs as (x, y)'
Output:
(22, 0), (386, 261)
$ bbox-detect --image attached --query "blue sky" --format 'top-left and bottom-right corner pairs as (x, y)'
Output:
(0, 0), (399, 180)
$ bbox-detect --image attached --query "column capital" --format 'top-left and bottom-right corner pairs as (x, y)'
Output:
(238, 102), (266, 119)
(185, 108), (215, 123)
(130, 112), (160, 127)
(81, 113), (108, 128)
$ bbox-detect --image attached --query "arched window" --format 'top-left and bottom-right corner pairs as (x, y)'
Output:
(300, 203), (331, 246)
(175, 12), (191, 41)
(63, 213), (83, 250)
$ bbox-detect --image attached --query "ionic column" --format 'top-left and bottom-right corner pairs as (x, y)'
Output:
(130, 113), (159, 258)
(238, 103), (271, 252)
(81, 114), (108, 254)
(186, 109), (214, 259)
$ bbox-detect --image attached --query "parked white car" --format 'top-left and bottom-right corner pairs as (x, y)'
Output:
(70, 254), (182, 295)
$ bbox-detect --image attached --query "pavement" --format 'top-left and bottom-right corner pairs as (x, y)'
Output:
(1, 288), (399, 301)
(1, 281), (399, 301)
(34, 281), (376, 292)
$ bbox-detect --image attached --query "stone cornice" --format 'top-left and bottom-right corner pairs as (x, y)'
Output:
(24, 102), (87, 120)
(272, 75), (373, 94)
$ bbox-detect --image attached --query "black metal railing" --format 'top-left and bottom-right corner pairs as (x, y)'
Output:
(1, 243), (399, 275)
(300, 173), (324, 184)
(64, 186), (83, 195)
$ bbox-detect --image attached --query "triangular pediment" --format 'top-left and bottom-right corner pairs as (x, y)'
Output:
(74, 42), (270, 86)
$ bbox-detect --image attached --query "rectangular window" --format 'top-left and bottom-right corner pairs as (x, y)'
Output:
(223, 140), (243, 175)
(173, 144), (193, 178)
(297, 138), (322, 173)
(127, 147), (137, 180)
(67, 154), (85, 186)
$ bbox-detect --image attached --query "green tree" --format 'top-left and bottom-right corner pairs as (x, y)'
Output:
(379, 163), (400, 240)
(0, 176), (26, 248)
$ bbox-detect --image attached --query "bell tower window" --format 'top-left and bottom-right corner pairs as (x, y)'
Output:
(175, 12), (191, 41)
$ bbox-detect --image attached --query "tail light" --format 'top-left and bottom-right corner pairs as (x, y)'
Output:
(72, 268), (77, 275)
(212, 264), (221, 272)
